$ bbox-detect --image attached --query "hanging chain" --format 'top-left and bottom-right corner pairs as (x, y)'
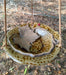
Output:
(31, 0), (34, 25)
(41, 0), (43, 21)
(58, 0), (62, 47)
(4, 1), (7, 74)
(4, 0), (7, 46)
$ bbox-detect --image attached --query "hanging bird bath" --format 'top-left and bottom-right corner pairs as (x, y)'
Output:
(3, 0), (61, 65)
(3, 23), (61, 65)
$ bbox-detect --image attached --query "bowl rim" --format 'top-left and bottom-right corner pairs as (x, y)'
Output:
(7, 24), (59, 57)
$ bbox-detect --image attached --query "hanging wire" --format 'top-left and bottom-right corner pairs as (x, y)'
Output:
(31, 0), (34, 25)
(4, 0), (7, 46)
(41, 0), (43, 11)
(41, 0), (43, 22)
(4, 0), (7, 74)
(58, 0), (62, 47)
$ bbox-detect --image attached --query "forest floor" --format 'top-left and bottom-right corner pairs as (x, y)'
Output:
(0, 0), (66, 75)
